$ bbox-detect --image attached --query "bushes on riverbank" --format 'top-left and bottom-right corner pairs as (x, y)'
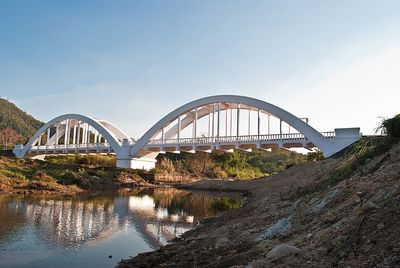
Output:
(0, 156), (150, 194)
(155, 149), (308, 179)
(46, 154), (116, 167)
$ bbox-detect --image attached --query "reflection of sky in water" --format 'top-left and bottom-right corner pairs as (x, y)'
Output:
(0, 189), (241, 268)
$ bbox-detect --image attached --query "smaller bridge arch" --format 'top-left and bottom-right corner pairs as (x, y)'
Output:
(13, 114), (126, 158)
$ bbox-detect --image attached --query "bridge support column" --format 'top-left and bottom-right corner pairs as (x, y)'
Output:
(13, 144), (23, 158)
(116, 139), (157, 170)
(116, 157), (157, 170)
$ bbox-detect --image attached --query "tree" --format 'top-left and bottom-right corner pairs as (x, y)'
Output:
(0, 128), (21, 149)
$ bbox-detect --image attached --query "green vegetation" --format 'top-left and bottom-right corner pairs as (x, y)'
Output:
(306, 149), (324, 161)
(1, 149), (307, 194)
(46, 155), (116, 167)
(0, 155), (146, 194)
(0, 98), (43, 147)
(155, 149), (308, 179)
(377, 114), (400, 139)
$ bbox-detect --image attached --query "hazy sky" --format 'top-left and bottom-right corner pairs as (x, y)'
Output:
(1, 0), (400, 138)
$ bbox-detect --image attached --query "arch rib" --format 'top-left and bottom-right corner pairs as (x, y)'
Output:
(17, 114), (123, 158)
(131, 95), (331, 156)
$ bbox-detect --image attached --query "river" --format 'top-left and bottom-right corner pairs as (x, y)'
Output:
(0, 188), (242, 268)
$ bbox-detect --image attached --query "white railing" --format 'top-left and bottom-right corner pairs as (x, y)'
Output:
(147, 131), (336, 146)
(29, 143), (111, 153)
(27, 131), (336, 153)
(321, 131), (335, 139)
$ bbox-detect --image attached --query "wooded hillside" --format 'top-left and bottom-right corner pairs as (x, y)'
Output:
(0, 97), (43, 145)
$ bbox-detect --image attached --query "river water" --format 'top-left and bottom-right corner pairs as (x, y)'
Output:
(0, 188), (241, 268)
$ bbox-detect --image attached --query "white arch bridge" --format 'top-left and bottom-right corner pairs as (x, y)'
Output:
(13, 95), (360, 170)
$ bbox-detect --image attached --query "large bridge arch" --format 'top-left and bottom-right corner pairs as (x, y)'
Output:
(131, 95), (333, 156)
(14, 114), (124, 158)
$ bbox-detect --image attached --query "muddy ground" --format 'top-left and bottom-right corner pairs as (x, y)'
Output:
(118, 144), (400, 267)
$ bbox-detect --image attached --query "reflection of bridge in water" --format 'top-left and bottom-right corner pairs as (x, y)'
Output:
(0, 193), (200, 250)
(14, 95), (361, 170)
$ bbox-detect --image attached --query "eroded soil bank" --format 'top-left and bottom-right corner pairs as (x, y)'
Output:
(118, 144), (400, 267)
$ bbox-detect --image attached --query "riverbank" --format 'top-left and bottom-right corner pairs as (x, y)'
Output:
(0, 156), (190, 195)
(118, 142), (400, 267)
(0, 145), (310, 195)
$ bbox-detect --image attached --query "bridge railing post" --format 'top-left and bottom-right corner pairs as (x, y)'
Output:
(279, 119), (283, 148)
(236, 103), (240, 142)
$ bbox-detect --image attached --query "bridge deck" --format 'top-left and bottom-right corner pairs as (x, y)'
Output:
(28, 143), (113, 155)
(27, 132), (335, 155)
(148, 132), (334, 145)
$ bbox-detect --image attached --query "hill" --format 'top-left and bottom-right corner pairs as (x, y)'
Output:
(0, 97), (43, 143)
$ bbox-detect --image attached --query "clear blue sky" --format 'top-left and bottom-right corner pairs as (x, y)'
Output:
(1, 0), (400, 137)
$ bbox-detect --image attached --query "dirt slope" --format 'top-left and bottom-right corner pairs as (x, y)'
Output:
(118, 143), (400, 267)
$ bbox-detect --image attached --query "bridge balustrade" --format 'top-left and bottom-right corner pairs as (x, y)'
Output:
(29, 143), (112, 153)
(146, 131), (335, 147)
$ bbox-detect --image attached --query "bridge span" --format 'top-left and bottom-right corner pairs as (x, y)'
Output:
(13, 95), (361, 170)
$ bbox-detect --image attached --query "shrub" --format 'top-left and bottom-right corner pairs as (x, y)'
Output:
(156, 158), (175, 174)
(61, 171), (80, 185)
(307, 150), (324, 161)
(46, 155), (116, 167)
(377, 114), (400, 139)
(205, 166), (227, 178)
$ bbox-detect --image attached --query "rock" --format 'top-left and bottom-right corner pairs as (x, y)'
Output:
(371, 184), (400, 203)
(358, 200), (380, 214)
(266, 244), (300, 261)
(363, 200), (379, 210)
(377, 222), (385, 230)
(356, 191), (364, 196)
(323, 212), (337, 223)
(215, 237), (230, 249)
(307, 233), (313, 239)
(387, 255), (400, 266)
(352, 195), (361, 205)
(289, 199), (303, 214)
(363, 244), (372, 253)
(256, 217), (292, 241)
(312, 187), (341, 213)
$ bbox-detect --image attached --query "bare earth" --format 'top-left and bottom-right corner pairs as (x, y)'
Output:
(118, 144), (400, 267)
